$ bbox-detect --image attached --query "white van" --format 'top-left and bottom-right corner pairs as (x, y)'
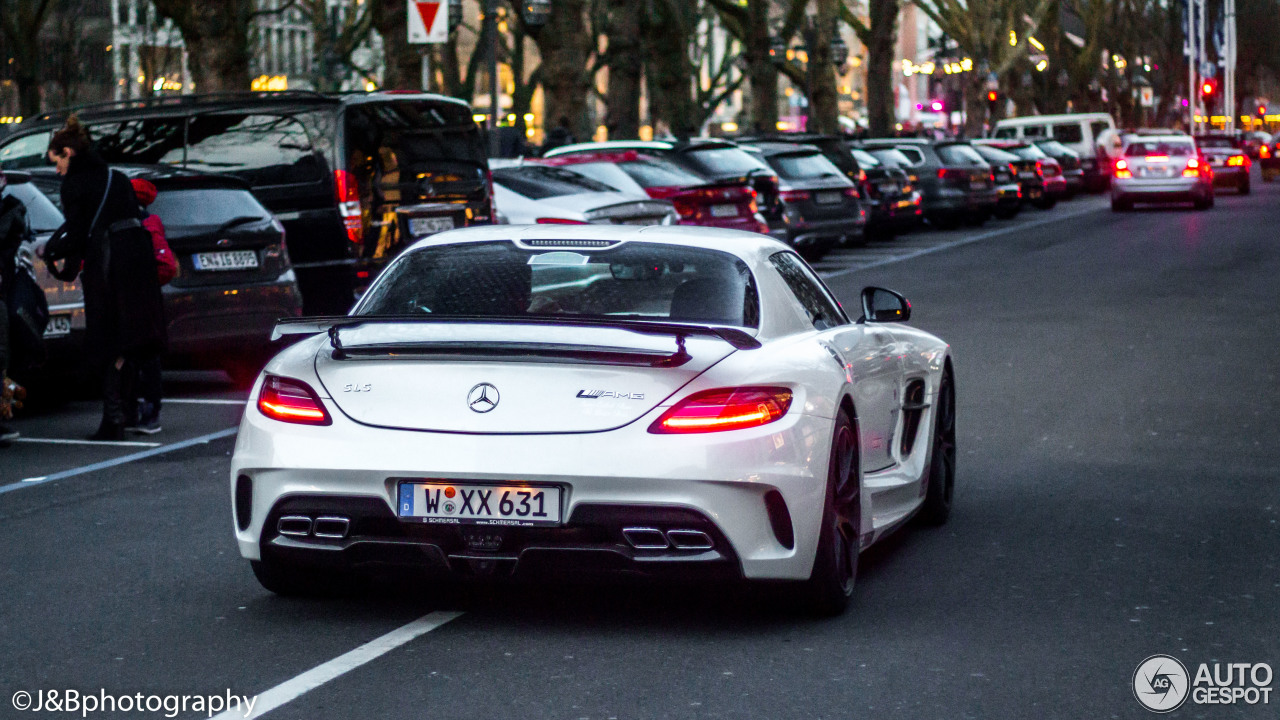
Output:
(992, 113), (1118, 190)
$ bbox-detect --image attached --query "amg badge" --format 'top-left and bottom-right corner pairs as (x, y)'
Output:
(577, 390), (645, 400)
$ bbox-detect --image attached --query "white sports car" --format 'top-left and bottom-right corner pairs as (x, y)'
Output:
(229, 225), (955, 614)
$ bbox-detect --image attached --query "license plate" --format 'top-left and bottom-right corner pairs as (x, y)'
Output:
(409, 216), (455, 237)
(43, 314), (71, 338)
(192, 250), (258, 271)
(397, 481), (562, 527)
(1019, 171), (1036, 179)
(814, 191), (843, 205)
(970, 181), (987, 190)
(710, 204), (739, 218)
(878, 183), (898, 194)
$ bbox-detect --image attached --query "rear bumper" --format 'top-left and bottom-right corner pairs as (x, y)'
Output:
(165, 271), (304, 356)
(1211, 167), (1248, 186)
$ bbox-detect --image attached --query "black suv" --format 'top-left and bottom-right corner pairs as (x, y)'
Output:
(856, 139), (998, 229)
(0, 92), (492, 314)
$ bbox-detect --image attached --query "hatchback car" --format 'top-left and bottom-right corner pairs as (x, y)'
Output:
(0, 92), (491, 315)
(1194, 135), (1251, 194)
(974, 141), (1063, 209)
(1032, 140), (1085, 197)
(741, 142), (865, 258)
(857, 139), (997, 229)
(1111, 136), (1214, 211)
(969, 144), (1024, 219)
(489, 161), (678, 226)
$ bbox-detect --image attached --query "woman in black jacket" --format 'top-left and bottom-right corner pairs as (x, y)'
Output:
(44, 117), (166, 440)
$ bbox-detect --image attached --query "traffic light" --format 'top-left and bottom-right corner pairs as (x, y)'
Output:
(1258, 105), (1268, 119)
(1201, 79), (1217, 99)
(987, 90), (999, 113)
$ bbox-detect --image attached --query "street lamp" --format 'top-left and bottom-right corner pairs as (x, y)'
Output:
(521, 0), (552, 26)
(831, 33), (849, 68)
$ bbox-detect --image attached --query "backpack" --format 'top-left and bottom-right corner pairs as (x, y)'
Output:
(144, 213), (178, 285)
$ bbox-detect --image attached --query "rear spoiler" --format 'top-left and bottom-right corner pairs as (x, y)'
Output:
(272, 315), (762, 351)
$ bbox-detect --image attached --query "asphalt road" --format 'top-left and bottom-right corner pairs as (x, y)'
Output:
(1, 180), (1277, 720)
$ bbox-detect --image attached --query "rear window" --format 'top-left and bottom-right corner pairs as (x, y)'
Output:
(1197, 137), (1234, 148)
(1125, 141), (1195, 157)
(493, 166), (616, 199)
(1, 182), (64, 232)
(1052, 124), (1084, 143)
(1023, 125), (1047, 138)
(1009, 145), (1049, 160)
(0, 133), (54, 170)
(148, 188), (272, 229)
(937, 145), (986, 165)
(866, 148), (916, 167)
(1036, 140), (1074, 156)
(345, 102), (487, 201)
(973, 146), (1019, 164)
(185, 114), (324, 185)
(767, 152), (846, 181)
(618, 158), (706, 189)
(850, 149), (881, 168)
(680, 147), (769, 178)
(360, 241), (760, 328)
(90, 117), (188, 166)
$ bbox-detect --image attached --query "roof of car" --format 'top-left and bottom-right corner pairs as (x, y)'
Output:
(543, 139), (737, 158)
(405, 223), (788, 265)
(738, 141), (824, 156)
(27, 164), (249, 189)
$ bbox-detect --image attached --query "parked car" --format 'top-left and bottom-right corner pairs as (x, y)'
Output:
(856, 139), (997, 229)
(849, 148), (922, 233)
(992, 112), (1117, 191)
(1193, 135), (1251, 194)
(1260, 136), (1280, 182)
(0, 92), (492, 315)
(1111, 135), (1214, 212)
(974, 141), (1064, 209)
(543, 139), (780, 217)
(1242, 131), (1271, 159)
(969, 144), (1024, 219)
(738, 141), (865, 259)
(1032, 140), (1085, 197)
(540, 150), (768, 233)
(489, 160), (678, 226)
(31, 166), (303, 383)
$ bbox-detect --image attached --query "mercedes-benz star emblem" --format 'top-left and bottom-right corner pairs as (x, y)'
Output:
(467, 383), (500, 413)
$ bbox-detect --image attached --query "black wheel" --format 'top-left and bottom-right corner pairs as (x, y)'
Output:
(1110, 196), (1131, 212)
(251, 556), (356, 597)
(1193, 193), (1212, 211)
(918, 366), (956, 526)
(794, 411), (860, 615)
(1240, 178), (1251, 195)
(1033, 196), (1058, 210)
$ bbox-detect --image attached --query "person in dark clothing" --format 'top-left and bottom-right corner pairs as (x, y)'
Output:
(0, 169), (26, 443)
(43, 116), (167, 441)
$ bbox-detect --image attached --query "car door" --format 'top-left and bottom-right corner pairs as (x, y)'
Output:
(769, 253), (902, 472)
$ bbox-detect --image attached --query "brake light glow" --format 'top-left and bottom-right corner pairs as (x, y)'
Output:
(333, 170), (363, 245)
(1147, 155), (1169, 163)
(1182, 157), (1205, 177)
(649, 387), (792, 434)
(1227, 155), (1247, 167)
(1114, 159), (1132, 179)
(843, 187), (860, 198)
(258, 375), (332, 426)
(1261, 145), (1272, 159)
(1034, 160), (1045, 177)
(779, 190), (812, 202)
(937, 168), (952, 179)
(535, 217), (589, 224)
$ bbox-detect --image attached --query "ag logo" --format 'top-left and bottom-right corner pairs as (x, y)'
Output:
(1134, 654), (1190, 713)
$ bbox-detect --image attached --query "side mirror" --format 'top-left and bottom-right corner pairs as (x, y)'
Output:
(860, 286), (911, 323)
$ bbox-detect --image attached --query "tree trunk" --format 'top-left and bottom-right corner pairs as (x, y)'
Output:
(745, 0), (778, 133)
(529, 0), (593, 142)
(963, 73), (987, 137)
(808, 0), (839, 134)
(866, 0), (899, 137)
(2, 0), (56, 116)
(644, 0), (696, 138)
(150, 1), (252, 93)
(603, 0), (643, 140)
(372, 0), (423, 91)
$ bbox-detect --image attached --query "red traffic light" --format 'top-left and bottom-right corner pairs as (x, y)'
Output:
(1258, 105), (1268, 117)
(1201, 81), (1215, 96)
(987, 91), (998, 102)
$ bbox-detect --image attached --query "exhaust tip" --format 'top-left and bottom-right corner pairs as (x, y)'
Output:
(312, 516), (350, 539)
(666, 529), (714, 550)
(277, 516), (313, 537)
(622, 527), (669, 550)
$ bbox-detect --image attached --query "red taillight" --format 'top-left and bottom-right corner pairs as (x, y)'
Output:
(333, 170), (363, 244)
(937, 168), (951, 179)
(1114, 159), (1132, 179)
(1008, 163), (1018, 177)
(1227, 155), (1246, 167)
(258, 375), (332, 426)
(535, 217), (589, 224)
(843, 187), (860, 199)
(1261, 145), (1272, 159)
(1034, 160), (1044, 177)
(649, 387), (792, 434)
(779, 190), (811, 202)
(1182, 157), (1202, 177)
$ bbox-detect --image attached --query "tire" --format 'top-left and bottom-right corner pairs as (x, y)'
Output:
(1240, 178), (1251, 195)
(1110, 196), (1132, 212)
(1033, 196), (1058, 210)
(918, 366), (956, 526)
(251, 556), (355, 597)
(793, 411), (860, 616)
(1193, 193), (1212, 211)
(927, 214), (960, 231)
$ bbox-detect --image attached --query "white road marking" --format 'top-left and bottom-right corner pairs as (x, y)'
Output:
(0, 427), (238, 495)
(164, 398), (247, 405)
(820, 201), (1105, 279)
(211, 612), (464, 720)
(15, 437), (162, 448)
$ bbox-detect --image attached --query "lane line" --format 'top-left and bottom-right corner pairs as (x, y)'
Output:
(15, 437), (162, 448)
(212, 612), (464, 720)
(165, 398), (247, 406)
(820, 201), (1105, 279)
(0, 427), (238, 496)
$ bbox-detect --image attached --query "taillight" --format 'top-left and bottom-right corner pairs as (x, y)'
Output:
(649, 387), (792, 434)
(843, 187), (860, 199)
(1261, 145), (1272, 159)
(1183, 157), (1202, 177)
(333, 170), (363, 245)
(1227, 155), (1246, 167)
(258, 375), (332, 426)
(535, 217), (589, 224)
(937, 168), (951, 179)
(1008, 163), (1018, 177)
(1114, 159), (1132, 179)
(1034, 160), (1045, 177)
(779, 190), (811, 202)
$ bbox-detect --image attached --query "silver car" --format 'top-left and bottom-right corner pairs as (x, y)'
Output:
(1111, 135), (1214, 211)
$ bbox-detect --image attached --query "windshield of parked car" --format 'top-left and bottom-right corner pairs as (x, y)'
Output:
(1009, 145), (1050, 160)
(2, 182), (64, 233)
(493, 166), (617, 199)
(360, 241), (760, 328)
(1036, 140), (1076, 156)
(148, 188), (273, 229)
(1125, 140), (1195, 157)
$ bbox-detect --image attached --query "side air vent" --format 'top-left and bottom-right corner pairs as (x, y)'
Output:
(899, 380), (929, 457)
